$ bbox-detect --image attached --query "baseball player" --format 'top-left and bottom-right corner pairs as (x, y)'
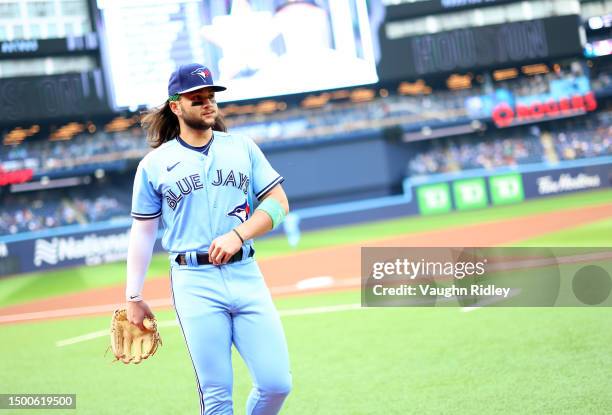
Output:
(124, 63), (292, 415)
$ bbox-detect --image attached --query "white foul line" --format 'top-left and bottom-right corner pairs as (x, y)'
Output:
(461, 288), (522, 312)
(56, 329), (109, 347)
(0, 278), (362, 325)
(0, 298), (173, 324)
(56, 303), (363, 347)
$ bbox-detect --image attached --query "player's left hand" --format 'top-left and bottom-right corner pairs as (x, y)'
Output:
(209, 231), (243, 265)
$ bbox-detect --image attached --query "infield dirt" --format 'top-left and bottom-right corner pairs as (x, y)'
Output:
(1, 202), (610, 324)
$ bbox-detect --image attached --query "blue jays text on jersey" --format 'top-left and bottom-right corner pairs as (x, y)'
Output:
(163, 168), (249, 211)
(130, 131), (283, 254)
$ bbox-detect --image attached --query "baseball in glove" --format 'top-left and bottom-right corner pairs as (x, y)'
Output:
(110, 309), (161, 364)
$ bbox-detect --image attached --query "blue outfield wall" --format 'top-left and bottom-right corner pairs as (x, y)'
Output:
(0, 224), (164, 277)
(404, 156), (612, 213)
(264, 132), (404, 207)
(1, 152), (611, 276)
(280, 157), (612, 245)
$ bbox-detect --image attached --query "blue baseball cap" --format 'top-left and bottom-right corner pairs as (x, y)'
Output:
(167, 63), (226, 98)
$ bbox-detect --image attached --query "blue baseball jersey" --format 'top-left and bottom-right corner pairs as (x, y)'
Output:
(131, 132), (283, 253)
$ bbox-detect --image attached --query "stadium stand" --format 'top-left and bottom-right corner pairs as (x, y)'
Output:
(407, 107), (612, 175)
(0, 185), (130, 235)
(407, 128), (544, 175)
(1, 106), (610, 236)
(1, 63), (601, 177)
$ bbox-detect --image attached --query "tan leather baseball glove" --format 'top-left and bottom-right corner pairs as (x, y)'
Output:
(110, 309), (161, 364)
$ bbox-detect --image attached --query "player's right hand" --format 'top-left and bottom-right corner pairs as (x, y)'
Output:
(209, 231), (243, 265)
(127, 300), (155, 331)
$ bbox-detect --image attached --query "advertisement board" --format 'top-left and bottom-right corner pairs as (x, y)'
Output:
(452, 178), (488, 210)
(414, 161), (612, 216)
(417, 173), (524, 214)
(522, 164), (612, 198)
(465, 75), (597, 128)
(489, 173), (525, 205)
(385, 0), (518, 20)
(378, 15), (583, 80)
(0, 35), (98, 59)
(417, 182), (452, 214)
(0, 71), (110, 124)
(0, 226), (163, 277)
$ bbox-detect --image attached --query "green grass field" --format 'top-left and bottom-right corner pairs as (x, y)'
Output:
(1, 189), (611, 414)
(2, 291), (612, 414)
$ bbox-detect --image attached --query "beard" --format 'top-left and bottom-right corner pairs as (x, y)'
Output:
(182, 112), (216, 131)
(180, 102), (216, 131)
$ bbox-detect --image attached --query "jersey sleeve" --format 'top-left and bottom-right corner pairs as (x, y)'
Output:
(246, 137), (284, 200)
(131, 159), (162, 220)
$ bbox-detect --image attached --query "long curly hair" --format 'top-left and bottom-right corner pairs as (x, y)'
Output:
(140, 101), (227, 148)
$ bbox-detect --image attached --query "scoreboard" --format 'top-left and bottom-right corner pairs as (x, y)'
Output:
(385, 0), (520, 20)
(377, 14), (585, 80)
(93, 0), (380, 109)
(0, 71), (109, 124)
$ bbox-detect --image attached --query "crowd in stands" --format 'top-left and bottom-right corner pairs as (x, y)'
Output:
(551, 110), (612, 160)
(1, 128), (144, 173)
(407, 128), (543, 175)
(495, 62), (586, 100)
(1, 61), (610, 235)
(228, 64), (591, 143)
(2, 106), (609, 236)
(226, 86), (478, 144)
(590, 70), (611, 93)
(0, 187), (129, 235)
(407, 109), (612, 175)
(1, 63), (601, 176)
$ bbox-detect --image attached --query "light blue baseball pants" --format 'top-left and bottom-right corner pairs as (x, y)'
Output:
(170, 256), (292, 415)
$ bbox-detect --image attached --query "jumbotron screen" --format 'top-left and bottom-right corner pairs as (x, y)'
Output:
(94, 0), (382, 109)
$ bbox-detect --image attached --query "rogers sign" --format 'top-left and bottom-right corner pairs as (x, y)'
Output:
(492, 92), (597, 128)
(0, 168), (33, 186)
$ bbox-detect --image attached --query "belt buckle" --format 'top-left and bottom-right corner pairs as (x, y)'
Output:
(175, 254), (186, 266)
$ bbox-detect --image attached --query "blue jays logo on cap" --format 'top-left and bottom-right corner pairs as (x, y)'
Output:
(227, 200), (250, 223)
(192, 67), (211, 81)
(168, 63), (227, 97)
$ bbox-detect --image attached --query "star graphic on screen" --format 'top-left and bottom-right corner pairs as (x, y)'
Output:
(200, 0), (279, 80)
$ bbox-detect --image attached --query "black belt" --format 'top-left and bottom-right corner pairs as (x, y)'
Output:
(175, 247), (254, 266)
